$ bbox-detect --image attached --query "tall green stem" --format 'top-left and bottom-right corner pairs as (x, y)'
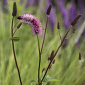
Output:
(11, 17), (22, 85)
(37, 16), (49, 85)
(37, 36), (41, 84)
(40, 16), (49, 54)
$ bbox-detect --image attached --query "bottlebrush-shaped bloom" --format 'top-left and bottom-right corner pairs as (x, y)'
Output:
(17, 13), (42, 35)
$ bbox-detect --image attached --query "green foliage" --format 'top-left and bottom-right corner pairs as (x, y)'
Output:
(9, 37), (20, 42)
(0, 0), (85, 85)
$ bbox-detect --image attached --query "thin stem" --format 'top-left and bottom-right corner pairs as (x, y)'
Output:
(11, 17), (14, 36)
(40, 16), (49, 54)
(65, 33), (74, 39)
(59, 29), (62, 42)
(39, 26), (72, 85)
(37, 16), (49, 85)
(13, 20), (19, 36)
(11, 17), (22, 85)
(37, 36), (41, 84)
(12, 20), (19, 30)
(13, 28), (18, 36)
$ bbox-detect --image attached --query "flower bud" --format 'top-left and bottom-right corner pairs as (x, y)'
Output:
(50, 50), (54, 59)
(46, 4), (52, 15)
(17, 23), (22, 29)
(57, 22), (60, 29)
(12, 2), (17, 17)
(42, 67), (45, 73)
(48, 57), (50, 61)
(71, 14), (82, 26)
(52, 59), (55, 64)
(17, 16), (22, 20)
(79, 52), (81, 60)
(48, 50), (54, 61)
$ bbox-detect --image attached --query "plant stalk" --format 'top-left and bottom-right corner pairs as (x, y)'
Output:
(39, 26), (72, 85)
(37, 16), (49, 85)
(37, 36), (41, 84)
(11, 17), (22, 85)
(59, 29), (62, 42)
(40, 16), (49, 54)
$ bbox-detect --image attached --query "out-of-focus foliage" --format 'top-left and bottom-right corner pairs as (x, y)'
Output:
(0, 0), (85, 85)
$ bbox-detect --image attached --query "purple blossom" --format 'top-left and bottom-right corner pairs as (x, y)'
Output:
(36, 0), (41, 5)
(20, 0), (23, 4)
(26, 0), (35, 7)
(78, 0), (85, 14)
(82, 29), (85, 36)
(2, 0), (8, 13)
(3, 0), (8, 5)
(17, 13), (42, 35)
(76, 38), (81, 46)
(77, 0), (85, 22)
(69, 2), (76, 23)
(56, 0), (70, 29)
(46, 0), (56, 32)
(49, 8), (56, 32)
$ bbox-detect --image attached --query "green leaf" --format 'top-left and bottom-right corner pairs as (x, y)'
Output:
(9, 37), (20, 42)
(30, 80), (36, 83)
(42, 81), (47, 85)
(12, 37), (20, 41)
(45, 75), (52, 80)
(48, 79), (60, 82)
(30, 79), (38, 85)
(45, 75), (60, 82)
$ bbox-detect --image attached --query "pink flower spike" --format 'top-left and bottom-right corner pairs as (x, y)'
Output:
(17, 13), (42, 35)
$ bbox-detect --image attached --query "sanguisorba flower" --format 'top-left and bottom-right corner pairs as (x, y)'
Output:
(17, 13), (42, 35)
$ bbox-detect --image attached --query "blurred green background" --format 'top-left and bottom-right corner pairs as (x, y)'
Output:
(0, 0), (85, 85)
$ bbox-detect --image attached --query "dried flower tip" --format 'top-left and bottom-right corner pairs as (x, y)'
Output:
(12, 2), (17, 17)
(71, 14), (82, 26)
(17, 16), (22, 19)
(42, 67), (45, 73)
(17, 23), (22, 29)
(52, 59), (55, 64)
(48, 51), (54, 61)
(50, 50), (54, 61)
(73, 27), (76, 33)
(79, 52), (81, 60)
(46, 4), (52, 15)
(50, 50), (54, 58)
(48, 57), (50, 61)
(57, 22), (60, 29)
(17, 13), (42, 35)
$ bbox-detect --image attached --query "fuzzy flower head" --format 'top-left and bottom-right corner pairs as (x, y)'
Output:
(17, 13), (42, 35)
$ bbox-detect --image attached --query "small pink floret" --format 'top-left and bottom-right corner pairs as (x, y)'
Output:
(17, 13), (42, 35)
